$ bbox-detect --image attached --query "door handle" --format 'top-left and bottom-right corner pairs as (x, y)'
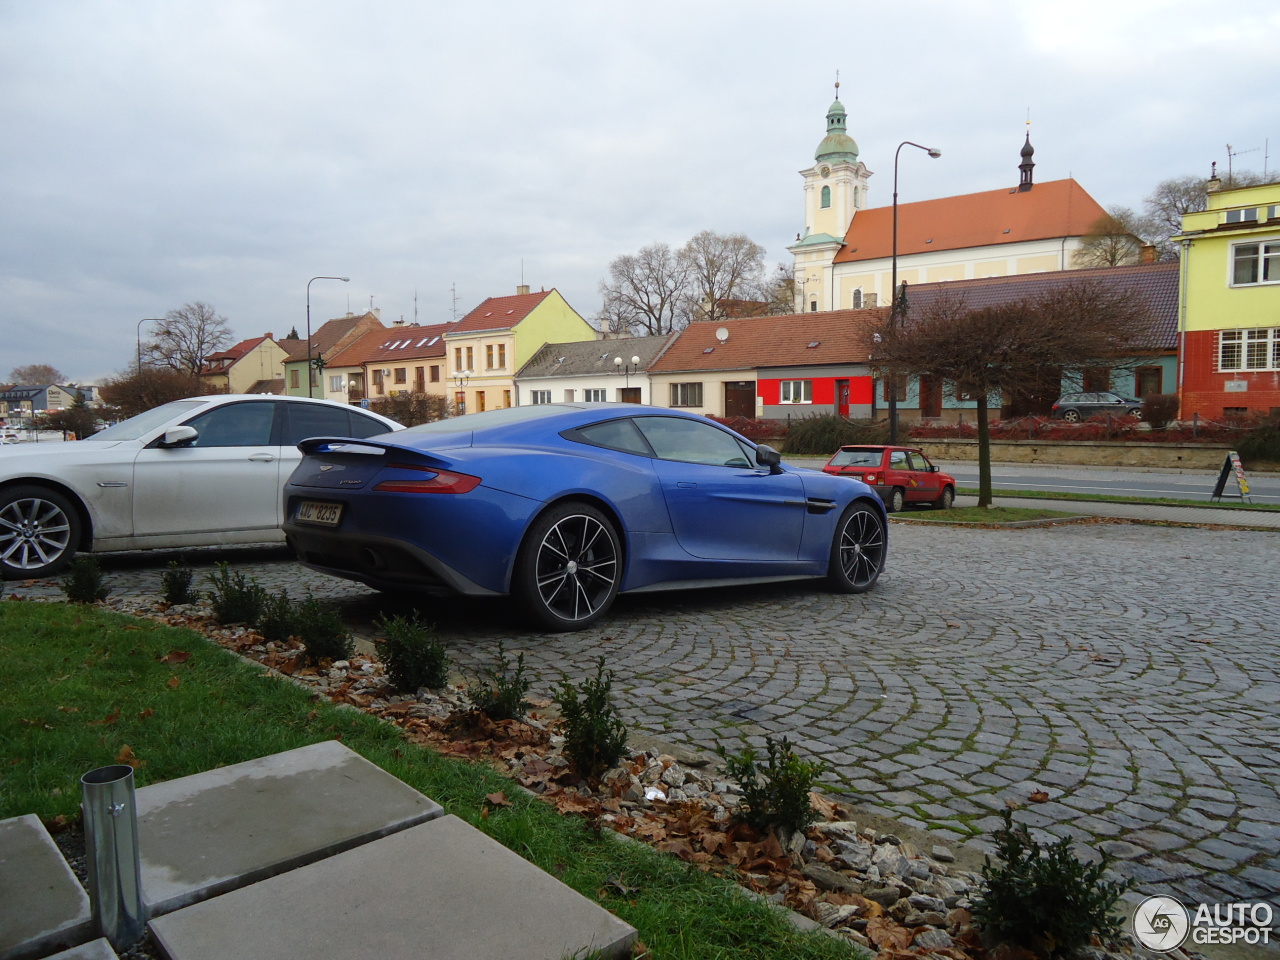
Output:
(248, 453), (277, 462)
(676, 482), (697, 488)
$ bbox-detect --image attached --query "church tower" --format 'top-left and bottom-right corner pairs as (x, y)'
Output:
(789, 83), (872, 312)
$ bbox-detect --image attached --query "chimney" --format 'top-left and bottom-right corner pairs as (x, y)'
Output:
(1140, 244), (1158, 263)
(372, 307), (381, 319)
(516, 284), (530, 296)
(264, 332), (274, 340)
(1207, 161), (1223, 194)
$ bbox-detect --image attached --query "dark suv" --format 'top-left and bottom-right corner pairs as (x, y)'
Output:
(1051, 391), (1142, 422)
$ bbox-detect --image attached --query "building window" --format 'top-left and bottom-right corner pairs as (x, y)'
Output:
(1134, 366), (1163, 397)
(882, 376), (907, 403)
(429, 365), (440, 382)
(530, 390), (551, 404)
(1219, 328), (1280, 371)
(1082, 367), (1111, 392)
(820, 185), (831, 208)
(1232, 241), (1280, 285)
(465, 346), (474, 370)
(497, 344), (506, 368)
(329, 375), (344, 393)
(809, 300), (818, 312)
(372, 369), (385, 396)
(289, 369), (300, 389)
(779, 380), (813, 403)
(670, 382), (702, 407)
(394, 367), (407, 384)
(454, 347), (463, 371)
(486, 344), (495, 369)
(1225, 208), (1259, 224)
(852, 289), (863, 309)
(584, 388), (607, 402)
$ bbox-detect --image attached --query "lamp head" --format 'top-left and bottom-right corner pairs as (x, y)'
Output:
(339, 277), (350, 282)
(927, 148), (942, 159)
(614, 356), (622, 366)
(631, 355), (640, 365)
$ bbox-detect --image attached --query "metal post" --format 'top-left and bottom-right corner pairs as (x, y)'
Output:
(81, 764), (145, 950)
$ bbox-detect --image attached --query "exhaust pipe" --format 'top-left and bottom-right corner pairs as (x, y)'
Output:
(81, 764), (146, 949)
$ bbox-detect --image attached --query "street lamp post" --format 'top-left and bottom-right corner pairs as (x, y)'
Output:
(613, 354), (641, 399)
(888, 141), (941, 443)
(306, 276), (349, 398)
(452, 369), (472, 415)
(137, 318), (164, 371)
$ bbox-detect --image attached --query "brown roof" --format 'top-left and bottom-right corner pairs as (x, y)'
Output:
(832, 178), (1108, 263)
(450, 290), (553, 334)
(200, 335), (273, 375)
(329, 322), (457, 367)
(649, 309), (888, 374)
(903, 261), (1180, 349)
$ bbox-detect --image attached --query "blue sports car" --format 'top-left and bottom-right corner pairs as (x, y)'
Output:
(282, 404), (887, 630)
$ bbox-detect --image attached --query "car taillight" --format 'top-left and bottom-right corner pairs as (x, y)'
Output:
(374, 463), (481, 494)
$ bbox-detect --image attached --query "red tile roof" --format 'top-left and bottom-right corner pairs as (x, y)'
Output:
(903, 261), (1181, 349)
(328, 322), (457, 367)
(450, 290), (553, 334)
(832, 178), (1108, 263)
(649, 309), (888, 373)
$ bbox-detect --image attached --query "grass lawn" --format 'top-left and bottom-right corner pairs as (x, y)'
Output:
(0, 599), (860, 960)
(898, 505), (1078, 523)
(956, 487), (1280, 512)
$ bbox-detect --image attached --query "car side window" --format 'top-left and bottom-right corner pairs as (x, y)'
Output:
(907, 451), (930, 471)
(283, 403), (391, 446)
(185, 401), (277, 448)
(888, 450), (909, 468)
(573, 418), (653, 456)
(634, 417), (754, 468)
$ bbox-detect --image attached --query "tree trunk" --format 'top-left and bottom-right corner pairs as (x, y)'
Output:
(976, 395), (992, 509)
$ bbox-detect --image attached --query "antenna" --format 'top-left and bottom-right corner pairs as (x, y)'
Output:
(834, 69), (840, 99)
(414, 289), (418, 325)
(1226, 143), (1259, 183)
(450, 283), (459, 321)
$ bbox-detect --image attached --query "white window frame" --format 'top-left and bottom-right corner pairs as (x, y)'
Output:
(669, 382), (702, 408)
(530, 390), (551, 405)
(329, 375), (344, 393)
(779, 380), (813, 404)
(1225, 208), (1259, 224)
(583, 388), (607, 402)
(1219, 328), (1280, 372)
(1231, 237), (1280, 286)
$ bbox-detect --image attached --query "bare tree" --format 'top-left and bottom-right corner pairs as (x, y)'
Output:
(144, 302), (234, 374)
(679, 230), (766, 325)
(597, 242), (691, 336)
(879, 282), (1154, 507)
(1073, 207), (1146, 267)
(8, 363), (65, 384)
(754, 262), (801, 316)
(98, 367), (208, 419)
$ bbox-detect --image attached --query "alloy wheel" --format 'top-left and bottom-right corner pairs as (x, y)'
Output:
(533, 513), (619, 623)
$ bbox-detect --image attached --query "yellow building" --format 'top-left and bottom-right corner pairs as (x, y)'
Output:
(789, 95), (1110, 312)
(444, 287), (597, 413)
(199, 335), (288, 394)
(1173, 178), (1280, 418)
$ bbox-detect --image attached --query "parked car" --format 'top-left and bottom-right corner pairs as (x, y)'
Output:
(1050, 391), (1142, 422)
(283, 403), (888, 631)
(822, 444), (956, 513)
(0, 395), (401, 579)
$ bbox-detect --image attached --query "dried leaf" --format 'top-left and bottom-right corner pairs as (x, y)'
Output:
(657, 838), (695, 861)
(166, 676), (181, 689)
(1028, 790), (1049, 803)
(866, 916), (913, 952)
(160, 650), (191, 664)
(57, 706), (79, 714)
(138, 708), (154, 720)
(485, 791), (512, 808)
(115, 745), (144, 769)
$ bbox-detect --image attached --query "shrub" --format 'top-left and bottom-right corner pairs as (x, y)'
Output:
(1238, 417), (1280, 466)
(367, 392), (452, 427)
(294, 593), (352, 664)
(717, 735), (826, 834)
(973, 809), (1130, 959)
(1141, 394), (1180, 429)
(61, 557), (108, 604)
(706, 415), (787, 444)
(376, 612), (449, 691)
(258, 589), (299, 643)
(160, 561), (197, 606)
(554, 657), (628, 778)
(783, 414), (888, 455)
(466, 641), (531, 721)
(206, 563), (267, 625)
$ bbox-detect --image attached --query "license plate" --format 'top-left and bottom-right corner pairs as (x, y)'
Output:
(296, 500), (342, 526)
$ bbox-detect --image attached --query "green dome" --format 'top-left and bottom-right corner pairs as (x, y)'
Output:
(815, 98), (858, 163)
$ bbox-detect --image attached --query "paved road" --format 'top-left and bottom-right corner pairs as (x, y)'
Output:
(8, 518), (1279, 913)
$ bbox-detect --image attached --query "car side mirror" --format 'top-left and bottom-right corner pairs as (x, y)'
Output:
(158, 425), (198, 448)
(755, 444), (784, 475)
(930, 464), (938, 473)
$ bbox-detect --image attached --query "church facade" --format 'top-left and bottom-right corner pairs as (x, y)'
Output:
(789, 95), (1111, 313)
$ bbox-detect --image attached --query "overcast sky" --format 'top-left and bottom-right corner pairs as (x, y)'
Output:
(3, 1), (1277, 384)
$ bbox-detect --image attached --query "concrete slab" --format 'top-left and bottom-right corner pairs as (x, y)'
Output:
(42, 939), (118, 960)
(0, 814), (93, 960)
(149, 814), (637, 960)
(135, 740), (442, 916)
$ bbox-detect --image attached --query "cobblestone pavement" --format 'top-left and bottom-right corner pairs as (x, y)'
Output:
(9, 521), (1279, 911)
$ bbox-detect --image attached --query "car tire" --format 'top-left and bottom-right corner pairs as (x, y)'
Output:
(513, 501), (621, 631)
(827, 500), (886, 594)
(1061, 409), (1082, 423)
(934, 485), (955, 510)
(0, 485), (82, 580)
(887, 487), (906, 513)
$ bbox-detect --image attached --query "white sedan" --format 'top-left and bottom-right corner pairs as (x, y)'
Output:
(0, 394), (401, 579)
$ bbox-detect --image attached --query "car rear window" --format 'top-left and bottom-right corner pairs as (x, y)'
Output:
(829, 448), (882, 467)
(572, 418), (653, 456)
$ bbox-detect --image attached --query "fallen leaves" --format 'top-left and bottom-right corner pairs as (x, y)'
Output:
(159, 650), (191, 664)
(116, 745), (144, 769)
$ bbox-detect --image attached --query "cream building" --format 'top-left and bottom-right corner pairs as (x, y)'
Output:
(789, 95), (1110, 313)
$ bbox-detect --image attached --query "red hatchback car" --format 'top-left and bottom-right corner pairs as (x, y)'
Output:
(822, 445), (956, 512)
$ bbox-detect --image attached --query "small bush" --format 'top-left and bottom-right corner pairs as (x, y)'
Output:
(1239, 417), (1280, 466)
(294, 593), (352, 664)
(160, 561), (197, 605)
(973, 809), (1130, 959)
(61, 557), (108, 604)
(706, 415), (787, 444)
(1140, 394), (1179, 429)
(206, 563), (267, 625)
(554, 657), (628, 778)
(466, 641), (530, 721)
(717, 735), (826, 834)
(376, 612), (449, 691)
(784, 414), (888, 455)
(258, 590), (299, 643)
